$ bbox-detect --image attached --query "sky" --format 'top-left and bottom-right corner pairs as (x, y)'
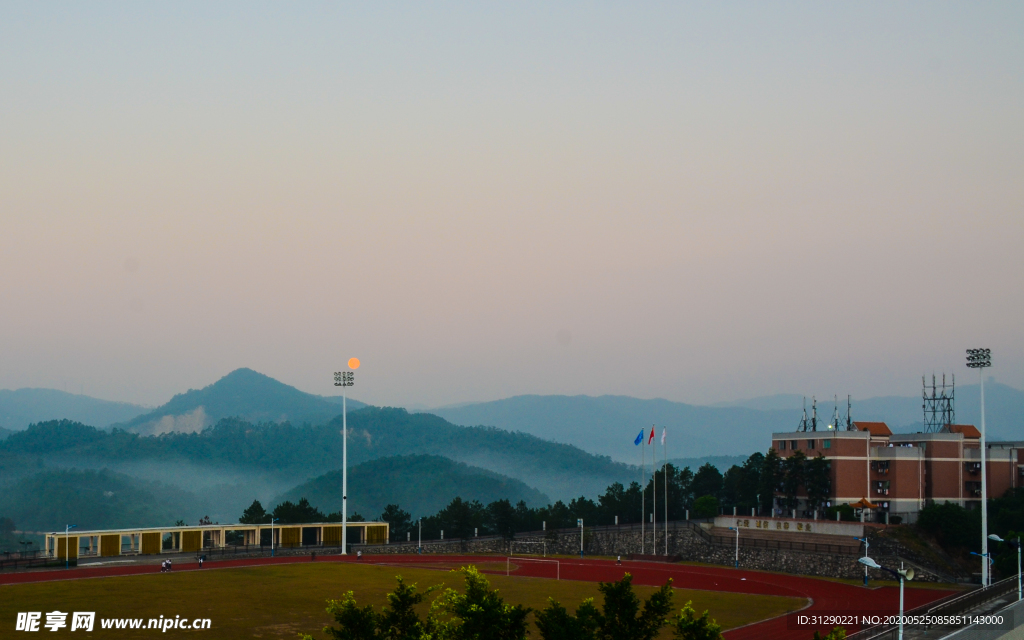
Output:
(1, 2), (1022, 409)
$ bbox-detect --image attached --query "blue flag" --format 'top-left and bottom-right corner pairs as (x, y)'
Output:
(634, 429), (644, 445)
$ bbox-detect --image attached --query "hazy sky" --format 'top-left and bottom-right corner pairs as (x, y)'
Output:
(2, 2), (1022, 409)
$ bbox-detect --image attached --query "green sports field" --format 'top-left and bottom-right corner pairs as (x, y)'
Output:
(0, 562), (805, 638)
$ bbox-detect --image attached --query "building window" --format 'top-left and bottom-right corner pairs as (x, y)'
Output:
(807, 440), (816, 449)
(823, 439), (831, 449)
(778, 441), (785, 450)
(790, 440), (798, 450)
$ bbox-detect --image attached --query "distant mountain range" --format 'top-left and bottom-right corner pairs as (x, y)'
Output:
(115, 368), (367, 435)
(0, 369), (366, 435)
(0, 388), (146, 432)
(275, 454), (549, 519)
(430, 381), (1024, 462)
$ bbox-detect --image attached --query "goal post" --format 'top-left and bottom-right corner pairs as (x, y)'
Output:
(507, 556), (560, 580)
(509, 541), (546, 557)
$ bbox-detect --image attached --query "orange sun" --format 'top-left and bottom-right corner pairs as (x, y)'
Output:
(348, 357), (360, 370)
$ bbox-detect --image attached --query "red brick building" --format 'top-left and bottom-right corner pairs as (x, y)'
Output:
(770, 423), (1022, 524)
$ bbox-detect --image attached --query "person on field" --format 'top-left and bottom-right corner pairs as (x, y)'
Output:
(616, 555), (622, 565)
(161, 560), (167, 572)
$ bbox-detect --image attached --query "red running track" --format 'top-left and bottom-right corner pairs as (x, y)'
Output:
(0, 554), (954, 640)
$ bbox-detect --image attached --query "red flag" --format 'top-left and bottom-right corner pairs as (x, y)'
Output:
(647, 426), (655, 445)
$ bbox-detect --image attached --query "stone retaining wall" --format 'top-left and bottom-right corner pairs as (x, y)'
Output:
(357, 524), (953, 582)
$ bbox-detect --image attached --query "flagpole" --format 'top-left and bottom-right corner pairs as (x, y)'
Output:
(641, 432), (645, 555)
(664, 427), (668, 556)
(652, 425), (657, 554)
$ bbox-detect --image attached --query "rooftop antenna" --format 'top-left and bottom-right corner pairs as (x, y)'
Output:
(846, 395), (853, 431)
(829, 395), (840, 431)
(798, 397), (808, 432)
(811, 396), (818, 432)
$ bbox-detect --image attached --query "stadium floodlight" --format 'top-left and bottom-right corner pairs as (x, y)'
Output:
(860, 556), (913, 640)
(65, 524), (77, 570)
(334, 359), (359, 556)
(967, 348), (992, 586)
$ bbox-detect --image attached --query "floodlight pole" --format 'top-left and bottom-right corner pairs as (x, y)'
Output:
(418, 518), (422, 554)
(334, 369), (355, 555)
(967, 349), (992, 586)
(65, 524), (77, 570)
(729, 526), (739, 569)
(270, 516), (279, 557)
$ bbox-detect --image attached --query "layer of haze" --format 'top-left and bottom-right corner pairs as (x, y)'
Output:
(2, 3), (1022, 409)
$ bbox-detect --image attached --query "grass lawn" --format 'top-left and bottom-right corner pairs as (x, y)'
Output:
(0, 562), (805, 638)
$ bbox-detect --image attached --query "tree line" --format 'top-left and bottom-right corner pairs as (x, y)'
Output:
(238, 447), (835, 543)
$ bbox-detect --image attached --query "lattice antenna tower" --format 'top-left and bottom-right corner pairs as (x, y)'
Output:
(797, 396), (819, 431)
(922, 374), (955, 433)
(829, 395), (840, 430)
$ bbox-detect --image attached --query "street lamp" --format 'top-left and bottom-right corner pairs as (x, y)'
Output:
(65, 524), (77, 569)
(855, 536), (870, 586)
(970, 551), (993, 586)
(967, 348), (992, 586)
(728, 526), (740, 569)
(989, 534), (1022, 601)
(859, 557), (914, 640)
(334, 358), (359, 556)
(269, 516), (279, 557)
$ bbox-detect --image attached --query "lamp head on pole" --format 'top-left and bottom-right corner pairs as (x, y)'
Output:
(966, 349), (992, 369)
(858, 556), (882, 570)
(989, 534), (1004, 543)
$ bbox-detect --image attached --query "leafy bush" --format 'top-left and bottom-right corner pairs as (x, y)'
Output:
(693, 496), (718, 519)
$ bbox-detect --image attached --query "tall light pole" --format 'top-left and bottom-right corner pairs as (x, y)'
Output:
(728, 526), (739, 569)
(990, 534), (1022, 601)
(418, 518), (422, 554)
(967, 348), (991, 586)
(334, 358), (359, 556)
(269, 516), (279, 557)
(65, 524), (77, 570)
(859, 557), (913, 640)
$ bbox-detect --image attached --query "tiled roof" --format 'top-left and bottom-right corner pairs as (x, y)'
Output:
(853, 421), (892, 437)
(943, 424), (981, 438)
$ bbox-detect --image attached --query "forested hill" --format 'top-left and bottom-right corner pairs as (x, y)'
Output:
(113, 368), (366, 436)
(0, 388), (145, 432)
(3, 408), (636, 501)
(276, 455), (550, 518)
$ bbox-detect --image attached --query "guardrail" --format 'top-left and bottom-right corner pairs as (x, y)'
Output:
(845, 576), (1017, 640)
